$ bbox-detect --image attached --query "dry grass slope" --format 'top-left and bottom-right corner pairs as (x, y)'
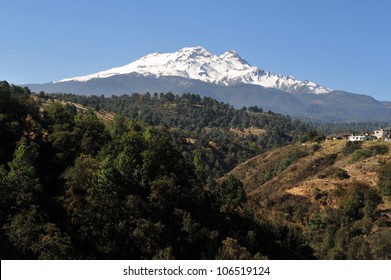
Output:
(223, 140), (391, 225)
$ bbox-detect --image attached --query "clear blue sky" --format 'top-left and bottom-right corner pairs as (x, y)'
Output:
(1, 0), (390, 100)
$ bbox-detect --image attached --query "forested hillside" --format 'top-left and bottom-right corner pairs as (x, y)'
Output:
(223, 140), (391, 259)
(2, 82), (389, 259)
(0, 82), (314, 259)
(40, 91), (317, 179)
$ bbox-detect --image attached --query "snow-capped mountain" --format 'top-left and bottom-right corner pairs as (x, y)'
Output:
(27, 46), (391, 122)
(56, 46), (331, 94)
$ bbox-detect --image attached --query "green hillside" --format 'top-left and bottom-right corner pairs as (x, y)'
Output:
(0, 82), (314, 260)
(42, 91), (318, 179)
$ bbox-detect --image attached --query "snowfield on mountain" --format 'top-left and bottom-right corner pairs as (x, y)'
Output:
(57, 46), (331, 94)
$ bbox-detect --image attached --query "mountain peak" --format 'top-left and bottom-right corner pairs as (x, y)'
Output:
(179, 46), (208, 53)
(220, 50), (250, 65)
(56, 46), (331, 94)
(176, 46), (213, 60)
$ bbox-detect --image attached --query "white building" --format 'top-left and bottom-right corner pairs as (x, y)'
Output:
(374, 128), (391, 140)
(348, 135), (371, 141)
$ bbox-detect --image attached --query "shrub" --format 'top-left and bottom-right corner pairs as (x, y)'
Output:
(342, 141), (362, 155)
(307, 214), (325, 231)
(350, 149), (372, 162)
(336, 169), (350, 179)
(313, 187), (327, 200)
(274, 148), (309, 176)
(369, 144), (389, 155)
(312, 143), (321, 152)
(377, 162), (391, 197)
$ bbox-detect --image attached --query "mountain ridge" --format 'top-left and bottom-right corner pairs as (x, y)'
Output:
(54, 46), (331, 95)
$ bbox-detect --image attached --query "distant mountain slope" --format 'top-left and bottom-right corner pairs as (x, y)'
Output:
(27, 74), (391, 122)
(292, 91), (391, 122)
(27, 74), (304, 114)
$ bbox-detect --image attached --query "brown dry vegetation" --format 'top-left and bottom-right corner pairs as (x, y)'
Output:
(35, 96), (115, 122)
(227, 140), (391, 213)
(223, 139), (391, 259)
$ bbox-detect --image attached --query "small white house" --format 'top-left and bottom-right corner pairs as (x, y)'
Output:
(348, 135), (371, 141)
(374, 128), (391, 139)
